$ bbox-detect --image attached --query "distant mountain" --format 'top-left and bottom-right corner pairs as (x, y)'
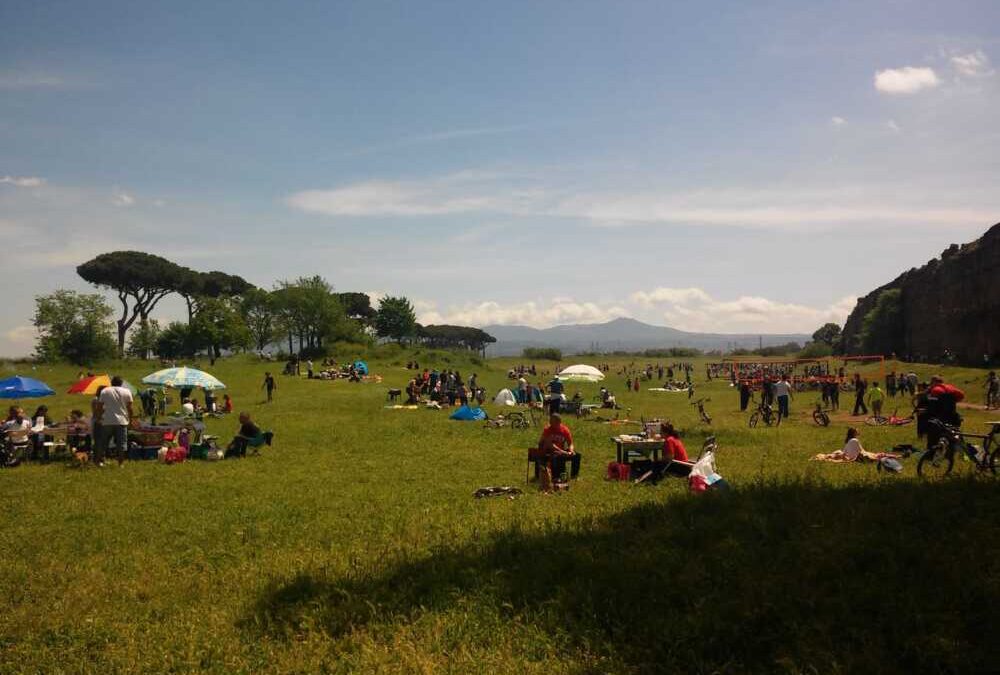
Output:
(482, 317), (809, 356)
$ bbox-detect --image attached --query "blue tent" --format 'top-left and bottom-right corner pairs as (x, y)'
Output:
(450, 405), (487, 421)
(0, 375), (55, 399)
(354, 361), (369, 375)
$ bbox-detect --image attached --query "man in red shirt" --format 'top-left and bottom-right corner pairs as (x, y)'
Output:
(538, 413), (581, 479)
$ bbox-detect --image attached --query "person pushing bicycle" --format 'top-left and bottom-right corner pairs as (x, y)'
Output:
(918, 375), (965, 450)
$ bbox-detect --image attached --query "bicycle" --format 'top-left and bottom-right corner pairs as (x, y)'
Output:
(865, 408), (915, 427)
(812, 401), (830, 427)
(690, 397), (712, 425)
(749, 397), (780, 428)
(917, 418), (1000, 478)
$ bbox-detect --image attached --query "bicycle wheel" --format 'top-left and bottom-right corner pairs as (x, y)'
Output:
(749, 412), (760, 428)
(918, 444), (954, 478)
(865, 416), (887, 427)
(812, 410), (830, 427)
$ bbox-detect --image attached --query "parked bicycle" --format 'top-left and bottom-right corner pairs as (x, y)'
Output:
(812, 400), (830, 427)
(749, 397), (780, 428)
(865, 408), (914, 427)
(917, 418), (1000, 477)
(691, 397), (712, 425)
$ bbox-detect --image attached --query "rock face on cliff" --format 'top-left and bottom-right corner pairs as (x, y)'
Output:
(841, 223), (1000, 363)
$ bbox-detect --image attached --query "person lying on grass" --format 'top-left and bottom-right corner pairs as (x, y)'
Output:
(538, 413), (581, 479)
(226, 412), (261, 458)
(811, 427), (901, 463)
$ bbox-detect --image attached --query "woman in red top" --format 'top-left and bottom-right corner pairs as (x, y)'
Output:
(660, 421), (689, 462)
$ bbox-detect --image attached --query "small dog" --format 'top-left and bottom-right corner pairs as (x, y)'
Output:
(73, 450), (90, 467)
(387, 388), (402, 402)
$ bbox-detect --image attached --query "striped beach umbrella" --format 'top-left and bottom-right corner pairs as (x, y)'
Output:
(67, 374), (138, 396)
(141, 367), (226, 391)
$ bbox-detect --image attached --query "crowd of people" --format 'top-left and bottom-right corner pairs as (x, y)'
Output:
(404, 369), (485, 406)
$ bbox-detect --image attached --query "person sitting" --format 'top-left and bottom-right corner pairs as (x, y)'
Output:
(221, 394), (233, 414)
(3, 407), (32, 457)
(226, 412), (261, 458)
(181, 398), (195, 415)
(660, 422), (689, 462)
(536, 413), (581, 481)
(67, 409), (92, 453)
(405, 378), (420, 404)
(29, 405), (53, 461)
(812, 427), (900, 462)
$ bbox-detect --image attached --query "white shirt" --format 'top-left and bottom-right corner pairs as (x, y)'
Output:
(99, 386), (133, 425)
(3, 417), (31, 433)
(772, 381), (792, 397)
(842, 438), (862, 461)
(181, 402), (195, 414)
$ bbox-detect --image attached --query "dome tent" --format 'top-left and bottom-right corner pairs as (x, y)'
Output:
(493, 388), (517, 406)
(354, 361), (369, 375)
(450, 405), (487, 421)
(557, 364), (605, 382)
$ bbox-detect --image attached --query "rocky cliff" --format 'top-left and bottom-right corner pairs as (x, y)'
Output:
(841, 222), (1000, 363)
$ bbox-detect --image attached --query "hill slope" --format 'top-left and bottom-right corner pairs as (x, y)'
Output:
(483, 317), (809, 356)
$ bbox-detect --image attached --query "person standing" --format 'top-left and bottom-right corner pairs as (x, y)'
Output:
(739, 380), (751, 411)
(262, 372), (276, 403)
(867, 381), (885, 419)
(886, 371), (897, 398)
(95, 376), (134, 467)
(773, 374), (793, 420)
(306, 360), (314, 379)
(852, 377), (868, 416)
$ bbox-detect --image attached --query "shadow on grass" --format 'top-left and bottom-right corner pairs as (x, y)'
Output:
(243, 478), (1000, 673)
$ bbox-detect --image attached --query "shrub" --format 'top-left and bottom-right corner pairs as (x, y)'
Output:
(522, 347), (562, 360)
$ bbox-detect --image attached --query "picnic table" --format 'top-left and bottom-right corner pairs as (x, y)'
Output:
(611, 435), (663, 464)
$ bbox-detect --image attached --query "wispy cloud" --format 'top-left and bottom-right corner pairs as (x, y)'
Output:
(0, 175), (46, 188)
(287, 173), (1000, 231)
(830, 116), (847, 127)
(0, 71), (94, 90)
(336, 125), (527, 158)
(950, 50), (994, 78)
(886, 119), (901, 133)
(111, 188), (135, 207)
(874, 66), (940, 94)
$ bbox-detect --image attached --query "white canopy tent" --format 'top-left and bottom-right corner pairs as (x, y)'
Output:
(557, 364), (605, 382)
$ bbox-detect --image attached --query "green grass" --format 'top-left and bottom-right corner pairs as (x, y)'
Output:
(2, 351), (999, 673)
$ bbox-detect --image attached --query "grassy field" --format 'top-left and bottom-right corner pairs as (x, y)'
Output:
(2, 348), (999, 673)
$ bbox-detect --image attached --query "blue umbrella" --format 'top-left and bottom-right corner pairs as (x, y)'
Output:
(0, 375), (55, 399)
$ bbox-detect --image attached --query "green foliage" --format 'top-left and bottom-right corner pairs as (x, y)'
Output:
(522, 347), (563, 360)
(418, 325), (496, 352)
(126, 320), (162, 359)
(32, 290), (117, 364)
(861, 288), (904, 355)
(812, 322), (843, 349)
(240, 288), (278, 352)
(336, 292), (376, 322)
(798, 341), (834, 358)
(190, 297), (251, 360)
(154, 321), (196, 359)
(374, 295), (417, 343)
(272, 277), (362, 355)
(640, 347), (702, 358)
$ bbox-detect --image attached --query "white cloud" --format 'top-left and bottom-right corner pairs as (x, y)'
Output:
(830, 116), (847, 126)
(415, 289), (857, 334)
(417, 299), (628, 328)
(887, 119), (901, 133)
(950, 50), (993, 78)
(0, 176), (46, 188)
(111, 189), (135, 207)
(874, 66), (940, 94)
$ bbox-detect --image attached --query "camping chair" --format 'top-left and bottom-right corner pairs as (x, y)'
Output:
(240, 430), (274, 456)
(526, 447), (550, 482)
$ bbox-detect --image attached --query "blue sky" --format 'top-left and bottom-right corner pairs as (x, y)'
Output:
(2, 0), (998, 355)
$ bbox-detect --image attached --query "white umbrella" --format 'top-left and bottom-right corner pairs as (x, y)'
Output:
(557, 364), (605, 382)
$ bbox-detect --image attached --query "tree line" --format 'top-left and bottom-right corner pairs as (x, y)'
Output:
(32, 251), (494, 364)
